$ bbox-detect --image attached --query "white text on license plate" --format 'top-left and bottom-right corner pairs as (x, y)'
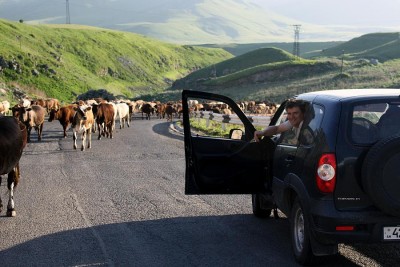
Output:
(384, 226), (400, 240)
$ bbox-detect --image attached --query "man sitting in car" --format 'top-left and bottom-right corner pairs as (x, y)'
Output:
(253, 99), (307, 144)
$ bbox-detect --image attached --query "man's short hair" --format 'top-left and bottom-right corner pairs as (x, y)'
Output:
(285, 99), (307, 114)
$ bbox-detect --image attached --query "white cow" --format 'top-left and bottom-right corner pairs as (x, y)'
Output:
(1, 100), (10, 115)
(115, 102), (130, 129)
(72, 104), (94, 151)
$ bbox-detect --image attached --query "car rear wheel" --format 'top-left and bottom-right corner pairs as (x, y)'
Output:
(362, 135), (400, 217)
(251, 193), (272, 218)
(290, 197), (317, 265)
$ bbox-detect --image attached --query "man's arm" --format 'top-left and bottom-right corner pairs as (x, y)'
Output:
(253, 121), (292, 142)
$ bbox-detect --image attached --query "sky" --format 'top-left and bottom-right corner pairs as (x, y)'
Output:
(1, 0), (399, 29)
(0, 0), (399, 42)
(254, 0), (400, 29)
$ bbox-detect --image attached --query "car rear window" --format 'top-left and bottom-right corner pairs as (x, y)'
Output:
(351, 102), (400, 144)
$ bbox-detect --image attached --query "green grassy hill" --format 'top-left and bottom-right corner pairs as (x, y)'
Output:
(1, 20), (400, 105)
(320, 32), (400, 60)
(171, 47), (338, 91)
(198, 42), (344, 57)
(0, 19), (232, 103)
(354, 39), (400, 61)
(166, 41), (400, 102)
(171, 47), (297, 88)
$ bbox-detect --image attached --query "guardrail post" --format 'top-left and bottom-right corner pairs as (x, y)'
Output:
(222, 115), (231, 123)
(221, 115), (230, 131)
(206, 112), (214, 128)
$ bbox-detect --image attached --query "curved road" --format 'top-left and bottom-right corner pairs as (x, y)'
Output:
(0, 115), (399, 266)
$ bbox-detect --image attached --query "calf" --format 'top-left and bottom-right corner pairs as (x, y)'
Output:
(72, 104), (94, 151)
(0, 116), (27, 216)
(18, 105), (46, 142)
(48, 105), (76, 138)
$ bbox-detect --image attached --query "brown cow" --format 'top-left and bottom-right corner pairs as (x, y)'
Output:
(0, 116), (27, 216)
(32, 99), (48, 110)
(95, 102), (115, 140)
(18, 105), (46, 142)
(46, 98), (60, 113)
(165, 104), (177, 122)
(72, 104), (94, 151)
(156, 103), (166, 119)
(48, 105), (76, 138)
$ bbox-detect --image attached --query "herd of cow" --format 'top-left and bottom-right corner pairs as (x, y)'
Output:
(0, 95), (277, 217)
(0, 97), (176, 217)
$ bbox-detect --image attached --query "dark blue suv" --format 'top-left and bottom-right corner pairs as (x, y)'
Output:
(182, 89), (400, 265)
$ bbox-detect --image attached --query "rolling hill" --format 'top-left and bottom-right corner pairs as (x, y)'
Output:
(320, 32), (400, 61)
(165, 32), (400, 102)
(198, 41), (344, 57)
(0, 19), (232, 102)
(171, 47), (338, 91)
(1, 18), (400, 105)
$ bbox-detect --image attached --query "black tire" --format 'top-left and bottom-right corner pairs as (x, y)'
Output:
(251, 193), (272, 218)
(362, 135), (400, 217)
(290, 197), (317, 265)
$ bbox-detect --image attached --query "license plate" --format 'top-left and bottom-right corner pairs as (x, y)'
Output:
(383, 226), (400, 240)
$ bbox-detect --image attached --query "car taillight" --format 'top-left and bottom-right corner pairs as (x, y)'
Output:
(316, 153), (336, 193)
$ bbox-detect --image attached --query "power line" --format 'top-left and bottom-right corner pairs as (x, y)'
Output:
(66, 0), (70, 24)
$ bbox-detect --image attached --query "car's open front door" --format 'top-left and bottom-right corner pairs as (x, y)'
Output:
(182, 90), (275, 194)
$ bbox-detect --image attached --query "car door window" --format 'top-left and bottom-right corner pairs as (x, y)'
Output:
(186, 98), (246, 139)
(351, 102), (386, 144)
(274, 103), (322, 146)
(298, 104), (324, 146)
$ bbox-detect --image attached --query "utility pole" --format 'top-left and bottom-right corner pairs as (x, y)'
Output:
(292, 25), (301, 59)
(66, 0), (71, 24)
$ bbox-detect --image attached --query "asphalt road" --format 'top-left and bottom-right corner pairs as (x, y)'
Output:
(0, 115), (399, 266)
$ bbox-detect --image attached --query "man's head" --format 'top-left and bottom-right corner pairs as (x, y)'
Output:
(285, 99), (306, 128)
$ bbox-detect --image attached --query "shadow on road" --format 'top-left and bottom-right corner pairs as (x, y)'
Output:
(0, 214), (382, 267)
(152, 121), (184, 142)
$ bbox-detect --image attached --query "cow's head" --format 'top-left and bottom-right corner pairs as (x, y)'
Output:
(73, 105), (93, 131)
(18, 107), (31, 123)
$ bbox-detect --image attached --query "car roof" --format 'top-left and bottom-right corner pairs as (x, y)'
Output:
(298, 89), (400, 101)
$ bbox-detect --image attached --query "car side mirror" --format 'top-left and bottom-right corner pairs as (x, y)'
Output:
(229, 129), (243, 140)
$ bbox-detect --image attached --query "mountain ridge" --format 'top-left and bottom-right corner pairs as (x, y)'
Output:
(0, 0), (363, 44)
